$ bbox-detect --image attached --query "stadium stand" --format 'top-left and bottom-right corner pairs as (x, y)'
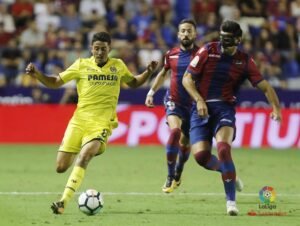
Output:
(1, 0), (300, 103)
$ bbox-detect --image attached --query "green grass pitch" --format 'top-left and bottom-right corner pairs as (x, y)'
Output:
(0, 145), (299, 226)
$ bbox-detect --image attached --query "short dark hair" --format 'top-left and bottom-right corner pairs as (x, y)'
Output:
(92, 32), (111, 45)
(179, 19), (197, 30)
(220, 20), (242, 37)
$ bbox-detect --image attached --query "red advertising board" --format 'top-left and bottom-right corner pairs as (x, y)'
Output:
(0, 104), (299, 148)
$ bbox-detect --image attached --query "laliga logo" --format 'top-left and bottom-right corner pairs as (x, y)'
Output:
(248, 186), (286, 216)
(259, 186), (277, 210)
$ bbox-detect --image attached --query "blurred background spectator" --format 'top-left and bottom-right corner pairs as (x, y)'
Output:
(0, 3), (16, 33)
(1, 0), (300, 103)
(11, 0), (34, 30)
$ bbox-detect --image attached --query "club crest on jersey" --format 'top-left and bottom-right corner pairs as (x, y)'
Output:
(110, 66), (117, 73)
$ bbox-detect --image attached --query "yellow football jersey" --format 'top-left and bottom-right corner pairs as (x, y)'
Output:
(59, 56), (134, 126)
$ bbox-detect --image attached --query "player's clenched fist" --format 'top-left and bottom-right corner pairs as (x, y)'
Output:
(270, 109), (282, 123)
(145, 95), (154, 108)
(147, 61), (158, 73)
(25, 63), (37, 76)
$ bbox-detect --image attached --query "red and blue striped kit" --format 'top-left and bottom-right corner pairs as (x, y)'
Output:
(164, 45), (199, 107)
(187, 42), (264, 103)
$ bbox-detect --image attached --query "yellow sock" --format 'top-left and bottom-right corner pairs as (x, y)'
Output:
(60, 166), (85, 206)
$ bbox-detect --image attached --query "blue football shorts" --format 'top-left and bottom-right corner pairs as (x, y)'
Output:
(164, 99), (191, 138)
(190, 101), (236, 145)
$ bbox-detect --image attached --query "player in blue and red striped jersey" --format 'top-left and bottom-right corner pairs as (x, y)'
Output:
(145, 19), (199, 193)
(183, 20), (282, 215)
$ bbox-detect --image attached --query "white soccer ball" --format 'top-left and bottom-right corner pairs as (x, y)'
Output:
(78, 189), (104, 215)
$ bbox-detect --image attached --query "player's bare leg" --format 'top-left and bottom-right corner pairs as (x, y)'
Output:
(192, 141), (219, 171)
(51, 140), (101, 214)
(55, 151), (77, 173)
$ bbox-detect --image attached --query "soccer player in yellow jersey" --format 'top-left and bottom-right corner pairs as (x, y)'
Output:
(25, 32), (158, 214)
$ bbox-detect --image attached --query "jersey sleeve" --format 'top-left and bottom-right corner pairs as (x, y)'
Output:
(247, 57), (264, 87)
(59, 58), (80, 83)
(118, 59), (134, 83)
(186, 46), (208, 79)
(163, 50), (170, 70)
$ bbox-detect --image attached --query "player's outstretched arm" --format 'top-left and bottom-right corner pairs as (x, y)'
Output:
(26, 62), (64, 89)
(126, 61), (158, 88)
(182, 71), (208, 117)
(145, 67), (168, 108)
(256, 80), (282, 123)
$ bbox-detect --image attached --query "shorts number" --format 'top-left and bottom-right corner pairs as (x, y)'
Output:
(101, 129), (108, 138)
(166, 101), (175, 111)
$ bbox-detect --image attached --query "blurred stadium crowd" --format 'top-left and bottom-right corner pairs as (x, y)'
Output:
(1, 0), (300, 93)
